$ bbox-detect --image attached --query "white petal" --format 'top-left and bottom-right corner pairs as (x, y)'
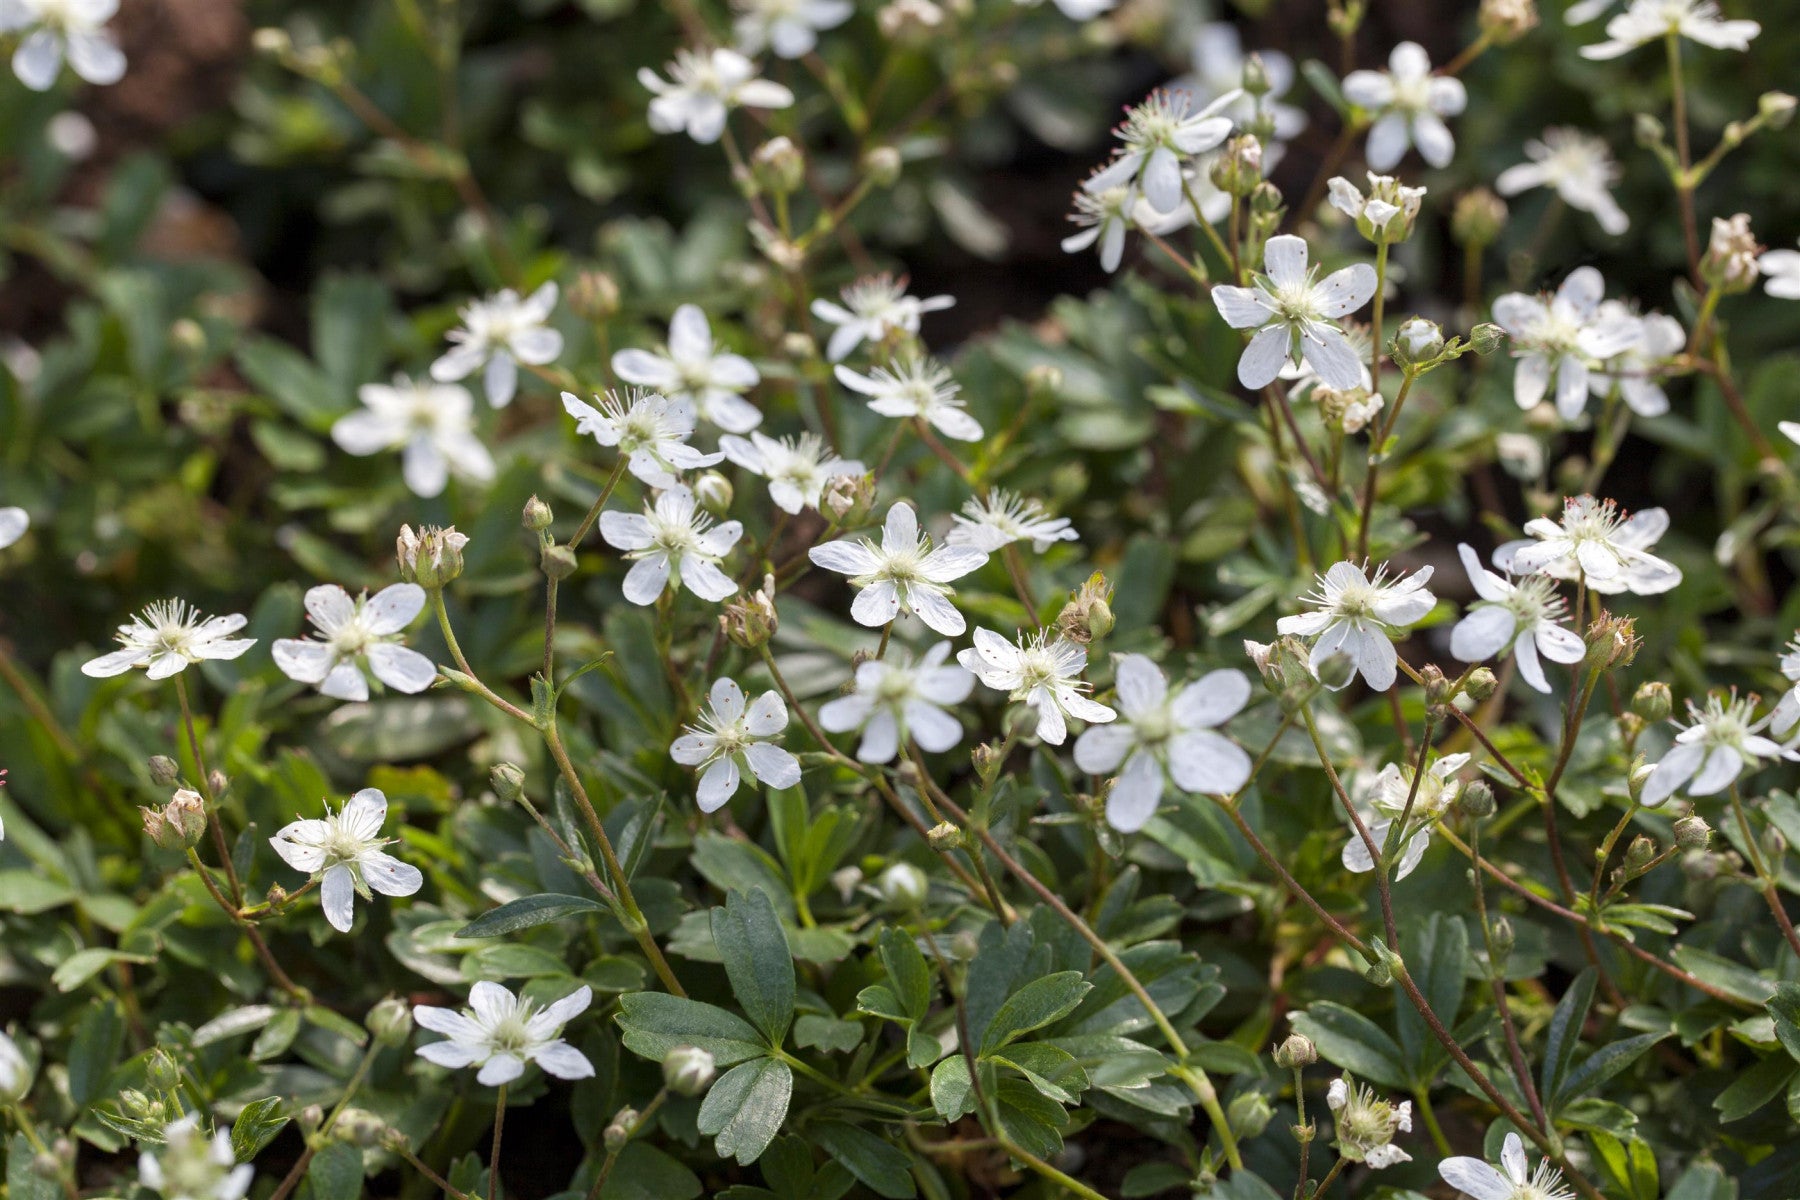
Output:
(1104, 751), (1165, 833)
(321, 865), (356, 933)
(532, 1041), (596, 1080)
(363, 583), (426, 634)
(697, 758), (742, 811)
(1171, 669), (1250, 727)
(362, 853), (423, 898)
(477, 1054), (525, 1087)
(1238, 325), (1291, 389)
(744, 743), (802, 789)
(367, 644), (438, 694)
(1073, 724), (1135, 775)
(744, 690), (788, 736)
(1450, 605), (1515, 663)
(1438, 1159), (1514, 1200)
(1112, 654), (1167, 716)
(1261, 235), (1309, 289)
(1167, 730), (1253, 796)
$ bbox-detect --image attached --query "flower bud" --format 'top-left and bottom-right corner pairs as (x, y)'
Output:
(1701, 213), (1762, 295)
(1391, 318), (1444, 368)
(694, 471), (734, 516)
(1674, 814), (1711, 849)
(878, 0), (943, 43)
(1250, 180), (1284, 215)
(540, 543), (578, 581)
(663, 1045), (717, 1096)
(1489, 915), (1514, 964)
(298, 1105), (325, 1134)
(1024, 363), (1064, 399)
(972, 741), (1002, 781)
(522, 495), (554, 532)
(1464, 667), (1499, 702)
(721, 579), (779, 650)
(1228, 1091), (1274, 1139)
(877, 863), (929, 910)
(1458, 780), (1496, 820)
(1623, 835), (1657, 872)
(366, 996), (412, 1046)
(927, 821), (964, 851)
(1764, 825), (1787, 863)
(1468, 323), (1507, 356)
(603, 1108), (637, 1152)
(146, 1049), (181, 1092)
(1314, 650), (1357, 691)
(1361, 952), (1392, 987)
(340, 1108), (387, 1147)
(831, 866), (863, 901)
(31, 1153), (59, 1180)
(1760, 91), (1797, 129)
(490, 763), (526, 804)
(752, 136), (806, 195)
(1452, 189), (1507, 248)
(863, 145), (903, 188)
(1631, 681), (1672, 723)
(397, 524), (469, 588)
(567, 270), (621, 322)
(148, 755), (180, 786)
(1272, 1033), (1318, 1069)
(1478, 0), (1538, 42)
(1211, 135), (1264, 197)
(1633, 112), (1666, 147)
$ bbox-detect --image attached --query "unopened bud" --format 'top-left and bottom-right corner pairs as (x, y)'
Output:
(1024, 363), (1064, 398)
(603, 1108), (637, 1152)
(863, 145), (903, 188)
(693, 471), (734, 516)
(366, 996), (412, 1046)
(1459, 780), (1496, 820)
(339, 1108), (387, 1148)
(1241, 53), (1271, 96)
(1760, 91), (1797, 128)
(1452, 189), (1507, 248)
(540, 543), (578, 581)
(1478, 0), (1537, 42)
(972, 741), (1002, 781)
(721, 577), (778, 650)
(877, 862), (929, 910)
(522, 496), (554, 532)
(1272, 1033), (1317, 1069)
(1361, 953), (1392, 987)
(1631, 681), (1672, 723)
(927, 821), (964, 851)
(148, 755), (180, 785)
(1419, 663), (1451, 709)
(1468, 323), (1507, 355)
(490, 762), (526, 804)
(567, 271), (621, 322)
(1314, 650), (1357, 691)
(1464, 667), (1499, 702)
(663, 1045), (717, 1096)
(1392, 318), (1444, 368)
(1228, 1091), (1274, 1139)
(1623, 835), (1657, 872)
(1250, 180), (1284, 215)
(146, 1050), (181, 1092)
(877, 0), (944, 44)
(1701, 213), (1762, 295)
(1674, 815), (1711, 849)
(251, 27), (291, 55)
(1763, 825), (1787, 863)
(830, 866), (863, 902)
(752, 136), (806, 195)
(1634, 111), (1666, 147)
(1489, 916), (1514, 964)
(1211, 135), (1264, 197)
(31, 1153), (59, 1180)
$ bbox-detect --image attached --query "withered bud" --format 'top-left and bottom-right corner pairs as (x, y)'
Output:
(567, 271), (621, 322)
(143, 789), (208, 852)
(752, 136), (806, 195)
(397, 524), (469, 588)
(1055, 573), (1114, 645)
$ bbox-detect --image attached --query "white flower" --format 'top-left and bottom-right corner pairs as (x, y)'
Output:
(809, 275), (954, 362)
(1172, 23), (1308, 162)
(0, 1029), (30, 1102)
(1588, 304), (1684, 417)
(1061, 178), (1140, 274)
(1327, 173), (1426, 241)
(1276, 560), (1437, 692)
(272, 584), (437, 703)
(672, 677), (802, 810)
(1211, 235), (1377, 390)
(1326, 1074), (1412, 1169)
(959, 628), (1116, 746)
(719, 432), (864, 514)
(1450, 544), (1586, 694)
(1279, 324), (1373, 398)
(946, 491), (1078, 554)
(1440, 1132), (1578, 1200)
(138, 1115), (253, 1200)
(1341, 42), (1466, 170)
(818, 642), (974, 763)
(563, 388), (724, 488)
(1494, 495), (1681, 595)
(1759, 241), (1800, 300)
(1085, 89), (1239, 215)
(1073, 656), (1253, 832)
(733, 0), (851, 57)
(1640, 693), (1790, 806)
(270, 789), (423, 933)
(413, 982), (595, 1087)
(331, 375), (497, 499)
(0, 0), (125, 92)
(611, 305), (763, 433)
(1581, 0), (1759, 59)
(1341, 752), (1470, 878)
(1773, 637), (1800, 738)
(1013, 0), (1115, 21)
(0, 506), (27, 550)
(600, 486), (742, 606)
(430, 283), (563, 408)
(81, 600), (255, 680)
(640, 47), (795, 144)
(1132, 158), (1233, 234)
(834, 356), (983, 442)
(1490, 267), (1641, 420)
(1496, 128), (1629, 236)
(809, 502), (986, 635)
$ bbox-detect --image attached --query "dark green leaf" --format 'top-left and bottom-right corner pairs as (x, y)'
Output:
(615, 992), (768, 1066)
(455, 894), (606, 939)
(1540, 967), (1596, 1104)
(231, 1099), (289, 1163)
(307, 1141), (364, 1200)
(811, 1122), (917, 1199)
(981, 972), (1091, 1054)
(697, 1057), (793, 1166)
(711, 889), (796, 1046)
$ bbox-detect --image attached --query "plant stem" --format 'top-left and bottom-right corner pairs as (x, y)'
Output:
(174, 673), (243, 907)
(1665, 31), (1701, 280)
(490, 1084), (507, 1200)
(1730, 783), (1800, 957)
(1355, 369), (1414, 561)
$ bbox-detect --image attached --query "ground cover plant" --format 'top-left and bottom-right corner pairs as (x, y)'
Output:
(3, 0), (1800, 1198)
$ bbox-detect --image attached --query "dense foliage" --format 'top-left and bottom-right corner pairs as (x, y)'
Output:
(4, 1), (1800, 1199)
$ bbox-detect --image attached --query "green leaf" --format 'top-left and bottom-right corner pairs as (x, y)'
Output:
(306, 1141), (364, 1200)
(810, 1122), (917, 1199)
(1590, 1132), (1659, 1200)
(1122, 1162), (1190, 1197)
(1394, 913), (1467, 1084)
(234, 337), (343, 429)
(981, 972), (1092, 1054)
(615, 992), (769, 1066)
(8, 1133), (61, 1200)
(231, 1099), (290, 1163)
(697, 1057), (793, 1166)
(68, 999), (123, 1107)
(193, 1006), (278, 1047)
(1556, 1033), (1668, 1108)
(1540, 967), (1597, 1104)
(454, 894), (606, 939)
(1713, 1052), (1797, 1122)
(596, 1142), (702, 1200)
(793, 1014), (863, 1054)
(712, 889), (796, 1046)
(878, 927), (931, 1020)
(1768, 982), (1800, 1062)
(930, 1056), (975, 1122)
(53, 948), (152, 993)
(1289, 1002), (1407, 1090)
